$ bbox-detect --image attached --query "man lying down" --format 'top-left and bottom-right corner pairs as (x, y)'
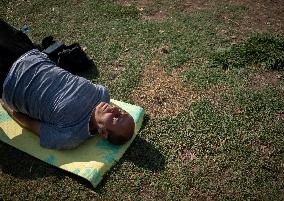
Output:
(0, 19), (135, 149)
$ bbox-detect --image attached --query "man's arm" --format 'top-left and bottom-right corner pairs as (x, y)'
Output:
(11, 112), (41, 135)
(1, 100), (40, 135)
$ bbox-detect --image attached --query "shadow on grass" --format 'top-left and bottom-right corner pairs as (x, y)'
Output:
(0, 134), (165, 190)
(126, 114), (166, 171)
(95, 135), (166, 192)
(139, 114), (150, 131)
(124, 136), (165, 172)
(0, 141), (61, 179)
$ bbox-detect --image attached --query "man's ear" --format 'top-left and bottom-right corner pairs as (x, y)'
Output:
(98, 128), (108, 139)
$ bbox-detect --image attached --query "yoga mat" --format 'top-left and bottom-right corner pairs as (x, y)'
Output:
(0, 99), (144, 188)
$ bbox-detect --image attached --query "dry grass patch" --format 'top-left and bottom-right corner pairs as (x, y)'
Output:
(244, 66), (283, 90)
(200, 85), (229, 104)
(131, 59), (198, 118)
(177, 148), (198, 167)
(256, 141), (276, 160)
(139, 177), (166, 200)
(117, 0), (218, 21)
(116, 0), (151, 8)
(178, 0), (217, 12)
(116, 0), (168, 21)
(230, 0), (284, 35)
(249, 71), (282, 90)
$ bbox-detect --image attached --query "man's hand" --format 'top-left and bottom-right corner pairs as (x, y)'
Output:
(0, 99), (41, 135)
(0, 99), (14, 115)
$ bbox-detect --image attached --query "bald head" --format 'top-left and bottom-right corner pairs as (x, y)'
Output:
(106, 115), (135, 145)
(93, 102), (135, 145)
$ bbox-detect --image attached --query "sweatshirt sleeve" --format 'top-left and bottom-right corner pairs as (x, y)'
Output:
(39, 120), (90, 150)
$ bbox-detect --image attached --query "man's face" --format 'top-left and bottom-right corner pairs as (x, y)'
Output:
(94, 102), (135, 138)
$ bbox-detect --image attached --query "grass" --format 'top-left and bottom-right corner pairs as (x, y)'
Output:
(211, 33), (284, 70)
(1, 0), (284, 200)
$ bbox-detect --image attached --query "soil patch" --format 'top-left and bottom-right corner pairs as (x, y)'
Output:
(116, 0), (217, 21)
(131, 56), (198, 118)
(178, 0), (216, 12)
(201, 85), (229, 104)
(231, 0), (284, 35)
(246, 68), (283, 90)
(131, 63), (197, 118)
(116, 0), (168, 20)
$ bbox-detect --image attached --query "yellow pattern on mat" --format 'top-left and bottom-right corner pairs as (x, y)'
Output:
(0, 99), (144, 187)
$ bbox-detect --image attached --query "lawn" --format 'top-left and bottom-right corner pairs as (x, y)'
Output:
(1, 0), (284, 200)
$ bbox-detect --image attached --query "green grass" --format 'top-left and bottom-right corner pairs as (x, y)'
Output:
(1, 0), (284, 200)
(211, 33), (284, 70)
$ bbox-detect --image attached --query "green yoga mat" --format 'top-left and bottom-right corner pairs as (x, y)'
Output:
(0, 99), (144, 188)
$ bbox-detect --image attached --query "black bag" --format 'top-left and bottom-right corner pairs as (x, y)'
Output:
(39, 36), (94, 74)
